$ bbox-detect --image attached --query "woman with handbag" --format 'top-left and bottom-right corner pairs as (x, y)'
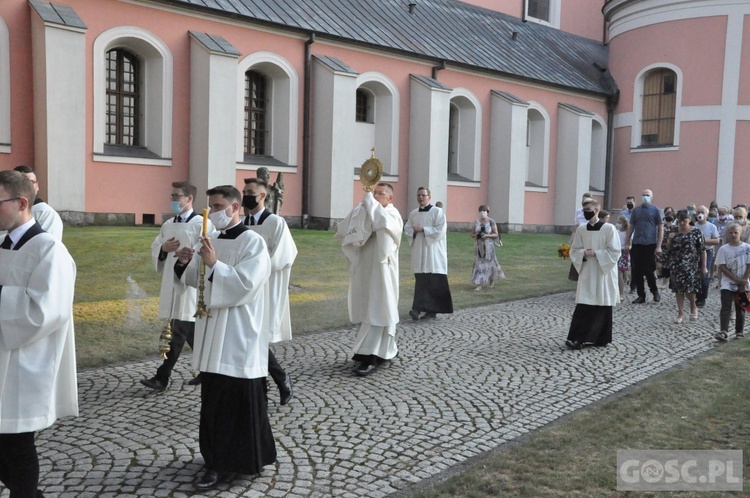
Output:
(471, 205), (504, 291)
(715, 222), (750, 341)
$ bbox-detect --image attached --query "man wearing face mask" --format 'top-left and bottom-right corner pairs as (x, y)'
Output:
(242, 177), (297, 405)
(625, 189), (664, 304)
(141, 181), (211, 391)
(621, 196), (636, 221)
(694, 205), (720, 307)
(175, 185), (275, 490)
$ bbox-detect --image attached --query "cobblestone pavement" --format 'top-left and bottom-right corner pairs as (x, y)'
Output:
(7, 290), (727, 497)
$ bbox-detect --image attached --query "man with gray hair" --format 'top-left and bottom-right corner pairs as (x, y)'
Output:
(625, 188), (664, 304)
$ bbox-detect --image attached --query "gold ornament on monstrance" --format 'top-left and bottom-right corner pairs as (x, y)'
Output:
(359, 148), (383, 192)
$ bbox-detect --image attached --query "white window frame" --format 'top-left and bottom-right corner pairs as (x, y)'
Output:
(525, 0), (561, 29)
(354, 72), (399, 176)
(236, 52), (298, 167)
(93, 26), (173, 165)
(525, 102), (550, 189)
(0, 16), (10, 153)
(632, 63), (682, 150)
(448, 88), (482, 182)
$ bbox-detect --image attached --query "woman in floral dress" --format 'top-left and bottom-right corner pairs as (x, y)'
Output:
(471, 205), (505, 290)
(669, 210), (707, 323)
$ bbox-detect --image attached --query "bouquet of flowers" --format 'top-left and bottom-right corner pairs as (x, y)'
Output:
(557, 243), (570, 259)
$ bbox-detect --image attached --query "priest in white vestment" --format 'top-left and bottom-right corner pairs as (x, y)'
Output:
(566, 199), (621, 349)
(175, 185), (275, 490)
(404, 186), (453, 320)
(0, 170), (77, 496)
(336, 183), (403, 376)
(243, 177), (297, 405)
(141, 181), (208, 391)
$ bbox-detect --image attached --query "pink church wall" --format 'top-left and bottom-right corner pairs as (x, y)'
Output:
(0, 2), (36, 186)
(739, 14), (750, 105)
(560, 0), (605, 42)
(733, 121), (750, 204)
(610, 121), (720, 211)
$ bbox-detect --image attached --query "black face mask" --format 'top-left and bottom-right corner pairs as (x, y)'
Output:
(626, 203), (634, 210)
(583, 210), (596, 220)
(665, 216), (674, 223)
(242, 194), (259, 211)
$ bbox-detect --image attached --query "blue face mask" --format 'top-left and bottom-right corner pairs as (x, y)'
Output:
(708, 217), (716, 224)
(642, 195), (651, 204)
(171, 201), (183, 214)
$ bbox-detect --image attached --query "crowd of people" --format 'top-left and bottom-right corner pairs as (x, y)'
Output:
(6, 170), (749, 495)
(566, 189), (750, 350)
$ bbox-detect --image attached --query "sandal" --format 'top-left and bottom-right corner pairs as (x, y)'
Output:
(690, 311), (698, 321)
(674, 316), (683, 324)
(715, 331), (728, 342)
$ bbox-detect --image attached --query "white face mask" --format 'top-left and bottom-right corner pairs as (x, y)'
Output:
(479, 211), (488, 218)
(208, 206), (233, 230)
(696, 213), (706, 221)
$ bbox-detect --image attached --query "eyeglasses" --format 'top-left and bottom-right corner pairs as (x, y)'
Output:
(170, 194), (186, 200)
(0, 197), (20, 205)
(373, 191), (389, 197)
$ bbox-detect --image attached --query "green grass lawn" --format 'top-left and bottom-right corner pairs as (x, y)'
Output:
(64, 227), (574, 367)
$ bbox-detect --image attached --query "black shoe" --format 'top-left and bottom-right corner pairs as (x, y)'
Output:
(653, 291), (661, 303)
(140, 377), (167, 391)
(629, 288), (636, 294)
(632, 296), (646, 304)
(408, 309), (420, 321)
(355, 363), (376, 376)
(565, 340), (582, 350)
(279, 375), (293, 406)
(696, 300), (706, 308)
(194, 469), (221, 490)
(187, 373), (202, 386)
(422, 312), (437, 320)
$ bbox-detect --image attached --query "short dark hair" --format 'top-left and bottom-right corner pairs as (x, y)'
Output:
(599, 209), (610, 219)
(626, 196), (635, 201)
(244, 178), (268, 190)
(0, 170), (34, 210)
(171, 181), (196, 199)
(676, 209), (691, 222)
(206, 185), (241, 204)
(417, 186), (431, 196)
(478, 205), (490, 213)
(377, 182), (394, 195)
(586, 199), (601, 209)
(13, 165), (34, 174)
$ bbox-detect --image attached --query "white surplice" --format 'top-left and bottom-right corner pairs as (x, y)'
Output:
(178, 229), (271, 379)
(0, 233), (78, 433)
(570, 222), (621, 306)
(32, 202), (63, 241)
(336, 193), (402, 359)
(247, 213), (297, 343)
(404, 206), (448, 274)
(151, 216), (205, 321)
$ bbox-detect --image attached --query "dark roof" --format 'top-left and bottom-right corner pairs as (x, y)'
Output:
(155, 0), (612, 96)
(30, 1), (87, 29)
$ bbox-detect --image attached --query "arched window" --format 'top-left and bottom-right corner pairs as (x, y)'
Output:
(447, 89), (482, 181)
(355, 89), (372, 123)
(640, 68), (676, 146)
(245, 70), (268, 156)
(236, 52), (299, 166)
(93, 27), (173, 163)
(525, 104), (550, 188)
(106, 49), (141, 147)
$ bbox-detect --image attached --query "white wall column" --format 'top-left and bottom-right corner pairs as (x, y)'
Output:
(310, 56), (358, 224)
(407, 75), (451, 214)
(554, 103), (593, 226)
(189, 32), (240, 207)
(489, 91), (529, 228)
(29, 1), (87, 211)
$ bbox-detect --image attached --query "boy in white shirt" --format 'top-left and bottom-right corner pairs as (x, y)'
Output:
(715, 222), (750, 341)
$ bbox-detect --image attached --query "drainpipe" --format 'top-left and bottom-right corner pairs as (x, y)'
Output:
(431, 60), (446, 80)
(302, 33), (315, 228)
(604, 90), (620, 210)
